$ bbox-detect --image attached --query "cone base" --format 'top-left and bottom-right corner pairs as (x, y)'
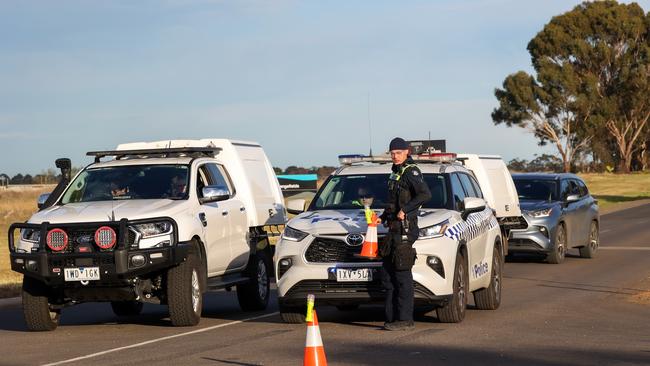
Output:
(304, 347), (327, 366)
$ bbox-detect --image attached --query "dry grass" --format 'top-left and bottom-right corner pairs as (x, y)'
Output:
(0, 185), (54, 297)
(579, 172), (650, 210)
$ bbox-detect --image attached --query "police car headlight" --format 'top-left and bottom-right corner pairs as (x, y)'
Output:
(282, 226), (309, 242)
(528, 208), (553, 218)
(418, 220), (449, 240)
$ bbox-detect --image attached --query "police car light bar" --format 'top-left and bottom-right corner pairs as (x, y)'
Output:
(338, 153), (457, 165)
(413, 153), (457, 163)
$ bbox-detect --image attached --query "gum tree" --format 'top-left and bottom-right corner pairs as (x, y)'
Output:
(494, 1), (650, 173)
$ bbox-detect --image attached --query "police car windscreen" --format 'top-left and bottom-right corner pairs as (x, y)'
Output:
(60, 165), (190, 203)
(513, 179), (558, 201)
(312, 174), (448, 210)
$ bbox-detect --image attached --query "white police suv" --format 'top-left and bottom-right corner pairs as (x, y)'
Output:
(275, 153), (503, 323)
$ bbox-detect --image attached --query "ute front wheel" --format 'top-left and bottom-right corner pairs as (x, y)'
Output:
(22, 276), (60, 331)
(167, 251), (203, 326)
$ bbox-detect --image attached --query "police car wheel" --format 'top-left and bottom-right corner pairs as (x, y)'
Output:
(111, 301), (144, 317)
(437, 252), (468, 323)
(279, 304), (306, 324)
(579, 221), (599, 259)
(22, 276), (60, 331)
(237, 250), (271, 311)
(473, 244), (502, 310)
(167, 250), (203, 326)
(547, 224), (567, 264)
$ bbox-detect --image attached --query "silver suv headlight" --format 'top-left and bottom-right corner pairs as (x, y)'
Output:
(418, 220), (449, 240)
(281, 226), (309, 242)
(528, 208), (553, 218)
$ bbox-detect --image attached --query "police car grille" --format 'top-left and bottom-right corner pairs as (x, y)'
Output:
(305, 238), (363, 263)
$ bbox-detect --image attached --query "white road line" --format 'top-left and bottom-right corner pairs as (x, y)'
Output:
(42, 311), (280, 366)
(600, 229), (612, 233)
(599, 246), (650, 251)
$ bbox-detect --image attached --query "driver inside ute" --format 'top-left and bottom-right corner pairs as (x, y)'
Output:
(167, 175), (187, 199)
(110, 181), (129, 197)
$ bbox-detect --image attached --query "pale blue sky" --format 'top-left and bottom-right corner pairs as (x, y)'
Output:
(2, 0), (649, 175)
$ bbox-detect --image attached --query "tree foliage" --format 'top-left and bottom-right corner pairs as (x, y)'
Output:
(494, 1), (650, 173)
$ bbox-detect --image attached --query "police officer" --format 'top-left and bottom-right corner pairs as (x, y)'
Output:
(380, 137), (431, 331)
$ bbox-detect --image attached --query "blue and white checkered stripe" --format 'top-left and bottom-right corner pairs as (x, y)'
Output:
(444, 207), (498, 243)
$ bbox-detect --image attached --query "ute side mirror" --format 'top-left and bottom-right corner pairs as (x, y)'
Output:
(200, 185), (231, 204)
(37, 193), (51, 210)
(462, 197), (486, 221)
(287, 198), (306, 215)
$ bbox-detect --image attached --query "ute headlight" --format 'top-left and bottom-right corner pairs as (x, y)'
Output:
(418, 220), (449, 240)
(281, 226), (309, 242)
(528, 208), (553, 218)
(129, 221), (174, 249)
(21, 228), (41, 243)
(131, 221), (173, 238)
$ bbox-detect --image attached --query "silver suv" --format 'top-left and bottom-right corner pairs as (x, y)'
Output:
(509, 173), (599, 264)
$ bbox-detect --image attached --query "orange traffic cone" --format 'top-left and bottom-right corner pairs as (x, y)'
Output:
(358, 212), (379, 259)
(304, 310), (327, 366)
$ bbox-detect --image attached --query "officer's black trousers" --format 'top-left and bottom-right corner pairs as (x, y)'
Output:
(381, 239), (414, 323)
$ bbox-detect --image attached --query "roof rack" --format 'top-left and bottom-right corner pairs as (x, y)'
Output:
(87, 147), (222, 163)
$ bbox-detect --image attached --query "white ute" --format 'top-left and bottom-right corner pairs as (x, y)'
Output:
(275, 153), (510, 323)
(8, 139), (286, 331)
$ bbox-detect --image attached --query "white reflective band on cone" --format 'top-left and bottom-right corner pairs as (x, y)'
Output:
(305, 325), (324, 347)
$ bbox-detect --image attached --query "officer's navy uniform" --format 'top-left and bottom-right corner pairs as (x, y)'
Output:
(380, 147), (431, 329)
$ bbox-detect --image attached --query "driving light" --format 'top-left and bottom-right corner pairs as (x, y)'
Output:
(529, 208), (553, 218)
(281, 226), (309, 242)
(278, 257), (293, 279)
(427, 256), (445, 278)
(418, 220), (449, 240)
(95, 226), (117, 249)
(46, 229), (68, 252)
(130, 254), (146, 268)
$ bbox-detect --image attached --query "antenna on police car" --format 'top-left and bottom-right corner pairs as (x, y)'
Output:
(367, 92), (373, 156)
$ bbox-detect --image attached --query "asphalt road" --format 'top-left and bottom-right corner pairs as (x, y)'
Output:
(1, 204), (649, 366)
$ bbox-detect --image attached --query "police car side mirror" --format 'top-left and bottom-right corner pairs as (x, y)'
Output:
(287, 198), (306, 215)
(462, 197), (486, 221)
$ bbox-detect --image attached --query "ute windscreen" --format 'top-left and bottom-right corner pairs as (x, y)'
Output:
(60, 165), (190, 203)
(312, 174), (448, 210)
